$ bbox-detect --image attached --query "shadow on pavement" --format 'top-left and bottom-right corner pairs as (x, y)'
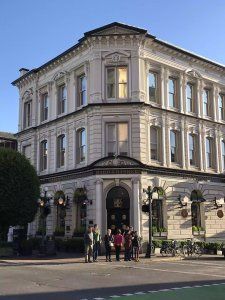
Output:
(1, 279), (225, 300)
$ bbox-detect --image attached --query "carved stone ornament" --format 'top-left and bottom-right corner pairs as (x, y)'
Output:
(94, 157), (140, 167)
(185, 69), (202, 79)
(53, 71), (68, 81)
(181, 209), (188, 218)
(217, 210), (224, 219)
(22, 88), (33, 101)
(112, 53), (120, 62)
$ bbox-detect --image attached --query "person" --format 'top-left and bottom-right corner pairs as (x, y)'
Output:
(84, 226), (93, 263)
(124, 229), (132, 261)
(93, 224), (101, 262)
(121, 224), (127, 235)
(114, 229), (123, 261)
(129, 226), (135, 260)
(104, 229), (114, 262)
(133, 231), (141, 262)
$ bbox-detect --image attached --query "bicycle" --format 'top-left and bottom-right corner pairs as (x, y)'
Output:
(182, 239), (204, 258)
(160, 240), (182, 257)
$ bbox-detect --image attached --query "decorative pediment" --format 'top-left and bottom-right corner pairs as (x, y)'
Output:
(92, 156), (142, 167)
(52, 71), (68, 81)
(103, 50), (130, 64)
(185, 68), (202, 79)
(22, 88), (33, 101)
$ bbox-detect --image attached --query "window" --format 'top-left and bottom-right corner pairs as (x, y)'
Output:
(170, 130), (178, 163)
(57, 135), (65, 168)
(152, 199), (164, 231)
(191, 202), (202, 228)
(77, 128), (86, 163)
(206, 137), (213, 168)
(40, 93), (49, 122)
(106, 123), (128, 156)
(168, 78), (177, 108)
(106, 67), (127, 99)
(219, 94), (225, 121)
(148, 72), (158, 102)
(186, 83), (194, 113)
(150, 127), (158, 160)
(22, 145), (31, 161)
(57, 84), (66, 115)
(222, 140), (225, 171)
(23, 101), (32, 128)
(203, 89), (210, 116)
(78, 75), (87, 107)
(189, 134), (196, 166)
(40, 140), (47, 171)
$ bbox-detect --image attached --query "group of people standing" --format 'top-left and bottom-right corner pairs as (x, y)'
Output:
(84, 224), (141, 263)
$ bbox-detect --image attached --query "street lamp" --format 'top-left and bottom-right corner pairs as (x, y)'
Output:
(142, 186), (160, 258)
(37, 187), (53, 253)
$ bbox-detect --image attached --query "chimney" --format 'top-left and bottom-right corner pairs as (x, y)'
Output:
(19, 68), (29, 76)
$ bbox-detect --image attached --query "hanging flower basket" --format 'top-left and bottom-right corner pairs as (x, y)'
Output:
(73, 188), (87, 203)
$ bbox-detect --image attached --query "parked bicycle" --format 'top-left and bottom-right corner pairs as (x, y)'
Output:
(160, 240), (181, 257)
(182, 239), (204, 258)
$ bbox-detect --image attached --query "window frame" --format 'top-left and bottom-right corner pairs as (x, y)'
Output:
(76, 128), (86, 163)
(106, 122), (129, 156)
(77, 74), (87, 107)
(40, 93), (49, 122)
(40, 140), (48, 171)
(150, 126), (159, 161)
(57, 84), (66, 115)
(170, 130), (178, 163)
(106, 66), (128, 100)
(23, 100), (32, 129)
(186, 82), (194, 113)
(203, 88), (210, 117)
(206, 137), (213, 168)
(219, 93), (225, 121)
(189, 134), (197, 166)
(168, 77), (177, 108)
(148, 71), (159, 103)
(57, 134), (65, 168)
(221, 140), (225, 171)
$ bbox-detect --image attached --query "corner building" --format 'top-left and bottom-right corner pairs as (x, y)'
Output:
(12, 22), (225, 242)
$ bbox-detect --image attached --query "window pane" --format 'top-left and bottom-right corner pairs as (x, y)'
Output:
(203, 90), (209, 116)
(170, 130), (176, 162)
(206, 137), (212, 168)
(222, 141), (225, 170)
(219, 94), (224, 120)
(118, 67), (127, 99)
(107, 68), (115, 98)
(186, 84), (193, 113)
(150, 127), (158, 160)
(79, 76), (87, 106)
(149, 72), (157, 102)
(118, 123), (128, 156)
(189, 134), (195, 165)
(107, 124), (116, 156)
(169, 78), (175, 107)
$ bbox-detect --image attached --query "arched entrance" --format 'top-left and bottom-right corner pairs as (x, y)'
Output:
(106, 186), (130, 232)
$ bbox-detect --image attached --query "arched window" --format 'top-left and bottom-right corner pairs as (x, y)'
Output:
(57, 135), (65, 168)
(76, 128), (86, 163)
(40, 140), (47, 171)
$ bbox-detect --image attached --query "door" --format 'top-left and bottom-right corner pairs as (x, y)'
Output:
(106, 186), (130, 233)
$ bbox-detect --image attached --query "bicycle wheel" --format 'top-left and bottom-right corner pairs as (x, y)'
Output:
(182, 245), (189, 257)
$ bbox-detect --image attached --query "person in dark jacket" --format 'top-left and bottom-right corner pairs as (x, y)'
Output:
(133, 231), (141, 262)
(84, 226), (93, 263)
(124, 230), (132, 261)
(104, 229), (114, 262)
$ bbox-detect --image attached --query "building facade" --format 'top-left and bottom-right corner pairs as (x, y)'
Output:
(0, 132), (17, 150)
(12, 22), (225, 242)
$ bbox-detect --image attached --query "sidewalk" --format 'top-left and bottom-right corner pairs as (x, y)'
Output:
(0, 253), (224, 267)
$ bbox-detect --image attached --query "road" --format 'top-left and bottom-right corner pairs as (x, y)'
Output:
(0, 257), (225, 299)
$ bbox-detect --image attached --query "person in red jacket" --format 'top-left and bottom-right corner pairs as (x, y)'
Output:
(114, 229), (123, 261)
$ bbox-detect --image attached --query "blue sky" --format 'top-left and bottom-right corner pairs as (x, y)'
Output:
(1, 0), (225, 132)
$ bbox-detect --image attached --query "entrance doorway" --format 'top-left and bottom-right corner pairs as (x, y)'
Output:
(106, 186), (130, 233)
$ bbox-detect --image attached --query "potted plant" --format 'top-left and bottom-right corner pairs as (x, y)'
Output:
(159, 227), (167, 237)
(152, 226), (160, 237)
(198, 227), (205, 235)
(192, 226), (199, 235)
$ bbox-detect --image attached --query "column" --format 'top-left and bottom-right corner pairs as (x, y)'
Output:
(181, 119), (185, 168)
(198, 124), (204, 172)
(179, 73), (184, 114)
(161, 115), (167, 166)
(197, 79), (202, 118)
(160, 66), (165, 108)
(95, 179), (103, 233)
(132, 177), (140, 235)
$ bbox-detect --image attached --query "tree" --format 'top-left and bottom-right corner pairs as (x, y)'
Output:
(0, 148), (40, 239)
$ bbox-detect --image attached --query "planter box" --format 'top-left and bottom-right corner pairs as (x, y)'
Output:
(193, 231), (199, 236)
(199, 231), (205, 235)
(160, 232), (167, 237)
(153, 232), (160, 237)
(217, 250), (223, 255)
(154, 247), (161, 255)
(193, 231), (205, 236)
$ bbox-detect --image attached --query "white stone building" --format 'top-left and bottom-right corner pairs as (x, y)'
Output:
(12, 22), (225, 242)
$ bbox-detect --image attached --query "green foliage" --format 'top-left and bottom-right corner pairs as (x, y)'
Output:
(152, 240), (163, 248)
(192, 226), (199, 232)
(55, 237), (84, 252)
(54, 227), (65, 236)
(0, 148), (40, 229)
(159, 227), (167, 232)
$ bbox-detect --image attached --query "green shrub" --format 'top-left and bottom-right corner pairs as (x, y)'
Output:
(153, 240), (163, 248)
(192, 226), (198, 232)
